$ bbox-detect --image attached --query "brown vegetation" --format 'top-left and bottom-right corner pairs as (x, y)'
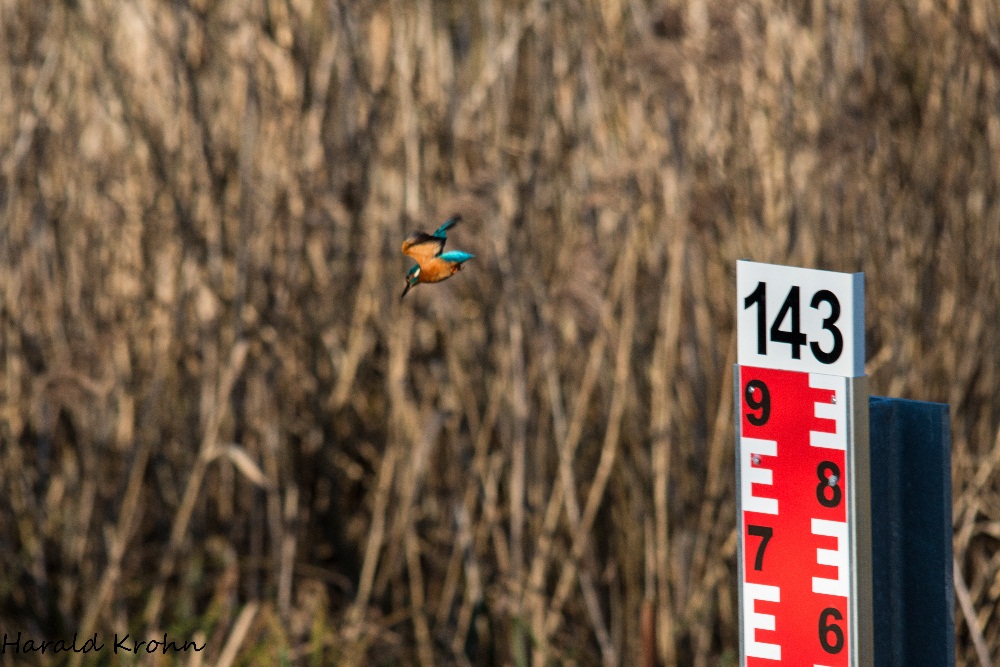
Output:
(1, 0), (999, 664)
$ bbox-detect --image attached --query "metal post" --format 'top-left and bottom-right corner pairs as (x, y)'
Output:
(869, 397), (954, 666)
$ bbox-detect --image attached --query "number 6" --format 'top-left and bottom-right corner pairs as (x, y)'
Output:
(819, 607), (845, 653)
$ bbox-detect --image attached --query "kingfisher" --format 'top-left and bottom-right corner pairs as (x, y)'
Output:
(400, 214), (475, 299)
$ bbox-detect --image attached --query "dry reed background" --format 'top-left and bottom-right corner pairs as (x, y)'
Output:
(1, 0), (999, 664)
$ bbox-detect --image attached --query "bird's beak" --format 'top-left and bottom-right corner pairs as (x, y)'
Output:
(401, 281), (412, 300)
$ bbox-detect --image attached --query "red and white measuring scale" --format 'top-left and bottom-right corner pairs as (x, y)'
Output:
(736, 261), (871, 666)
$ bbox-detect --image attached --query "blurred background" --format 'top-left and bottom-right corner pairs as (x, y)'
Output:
(2, 0), (999, 664)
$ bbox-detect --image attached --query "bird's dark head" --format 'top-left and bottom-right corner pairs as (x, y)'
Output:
(400, 265), (420, 299)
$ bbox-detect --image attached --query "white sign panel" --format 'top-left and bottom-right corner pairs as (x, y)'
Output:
(737, 261), (864, 377)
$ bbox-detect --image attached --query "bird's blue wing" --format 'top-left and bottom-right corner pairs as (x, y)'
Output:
(432, 214), (462, 239)
(439, 250), (475, 264)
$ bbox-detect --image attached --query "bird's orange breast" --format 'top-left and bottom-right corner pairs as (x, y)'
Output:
(417, 257), (461, 283)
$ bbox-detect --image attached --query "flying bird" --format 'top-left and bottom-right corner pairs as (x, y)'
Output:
(400, 214), (474, 299)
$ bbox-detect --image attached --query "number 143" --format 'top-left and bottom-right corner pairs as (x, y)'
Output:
(743, 282), (844, 365)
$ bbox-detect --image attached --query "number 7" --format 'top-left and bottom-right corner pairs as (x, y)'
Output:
(747, 525), (773, 571)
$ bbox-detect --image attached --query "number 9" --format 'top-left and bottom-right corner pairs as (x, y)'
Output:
(745, 379), (770, 426)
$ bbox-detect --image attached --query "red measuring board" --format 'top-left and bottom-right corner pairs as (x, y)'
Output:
(735, 261), (871, 666)
(739, 366), (850, 664)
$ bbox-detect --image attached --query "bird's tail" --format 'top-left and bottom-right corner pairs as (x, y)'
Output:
(438, 250), (475, 264)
